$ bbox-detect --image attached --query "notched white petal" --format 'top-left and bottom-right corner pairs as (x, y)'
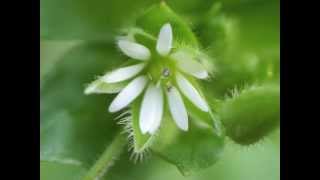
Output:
(167, 86), (188, 131)
(117, 40), (150, 60)
(102, 63), (145, 83)
(109, 76), (148, 113)
(139, 84), (164, 134)
(156, 23), (172, 56)
(171, 51), (208, 79)
(176, 73), (209, 112)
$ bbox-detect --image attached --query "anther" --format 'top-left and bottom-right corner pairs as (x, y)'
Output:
(166, 82), (173, 92)
(162, 68), (170, 77)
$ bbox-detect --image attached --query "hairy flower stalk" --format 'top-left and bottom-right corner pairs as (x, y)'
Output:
(86, 23), (211, 134)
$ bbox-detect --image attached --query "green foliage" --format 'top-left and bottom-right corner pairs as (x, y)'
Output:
(41, 0), (218, 40)
(41, 161), (87, 180)
(41, 0), (280, 179)
(198, 0), (279, 98)
(40, 42), (126, 175)
(135, 2), (198, 47)
(151, 113), (224, 175)
(218, 83), (280, 145)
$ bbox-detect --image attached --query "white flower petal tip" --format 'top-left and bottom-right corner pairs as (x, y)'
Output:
(117, 40), (151, 60)
(167, 86), (188, 131)
(176, 74), (209, 112)
(108, 76), (148, 113)
(102, 63), (145, 83)
(156, 23), (173, 56)
(139, 84), (164, 134)
(192, 71), (209, 79)
(171, 51), (209, 79)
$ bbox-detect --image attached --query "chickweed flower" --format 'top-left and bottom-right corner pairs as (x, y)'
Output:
(86, 23), (211, 134)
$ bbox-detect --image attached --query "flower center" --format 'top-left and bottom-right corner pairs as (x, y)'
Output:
(146, 54), (177, 85)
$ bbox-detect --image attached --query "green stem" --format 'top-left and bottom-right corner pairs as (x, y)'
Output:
(209, 110), (223, 137)
(82, 132), (127, 180)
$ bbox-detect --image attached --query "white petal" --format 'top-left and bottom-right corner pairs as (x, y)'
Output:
(109, 76), (148, 112)
(117, 40), (150, 60)
(167, 86), (188, 131)
(176, 73), (209, 112)
(102, 63), (145, 83)
(156, 23), (172, 56)
(171, 51), (208, 79)
(139, 84), (164, 134)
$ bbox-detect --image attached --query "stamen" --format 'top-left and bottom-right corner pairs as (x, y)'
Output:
(162, 68), (170, 77)
(166, 82), (173, 92)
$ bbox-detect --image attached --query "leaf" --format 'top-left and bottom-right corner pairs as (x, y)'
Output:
(151, 113), (225, 176)
(40, 40), (81, 81)
(196, 0), (280, 97)
(41, 41), (127, 172)
(41, 0), (218, 40)
(218, 83), (280, 145)
(41, 0), (159, 40)
(40, 161), (87, 180)
(135, 2), (199, 48)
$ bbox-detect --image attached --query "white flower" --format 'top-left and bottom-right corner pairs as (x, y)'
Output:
(87, 23), (210, 135)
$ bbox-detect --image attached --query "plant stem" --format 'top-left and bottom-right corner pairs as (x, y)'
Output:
(82, 132), (127, 180)
(209, 110), (223, 137)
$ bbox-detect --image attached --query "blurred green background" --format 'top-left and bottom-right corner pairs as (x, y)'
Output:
(41, 0), (279, 179)
(41, 134), (279, 180)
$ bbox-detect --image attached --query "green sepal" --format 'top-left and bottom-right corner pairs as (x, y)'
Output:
(129, 98), (154, 153)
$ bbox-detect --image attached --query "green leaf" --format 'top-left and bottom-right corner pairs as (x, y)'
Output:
(41, 0), (218, 40)
(41, 41), (126, 172)
(151, 114), (224, 176)
(135, 2), (199, 47)
(218, 83), (280, 145)
(40, 161), (87, 180)
(196, 1), (279, 97)
(41, 0), (159, 40)
(222, 0), (280, 52)
(40, 40), (81, 81)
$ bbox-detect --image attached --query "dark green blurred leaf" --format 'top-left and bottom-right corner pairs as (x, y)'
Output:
(41, 42), (127, 172)
(41, 0), (218, 40)
(40, 40), (81, 81)
(41, 0), (159, 40)
(40, 161), (87, 180)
